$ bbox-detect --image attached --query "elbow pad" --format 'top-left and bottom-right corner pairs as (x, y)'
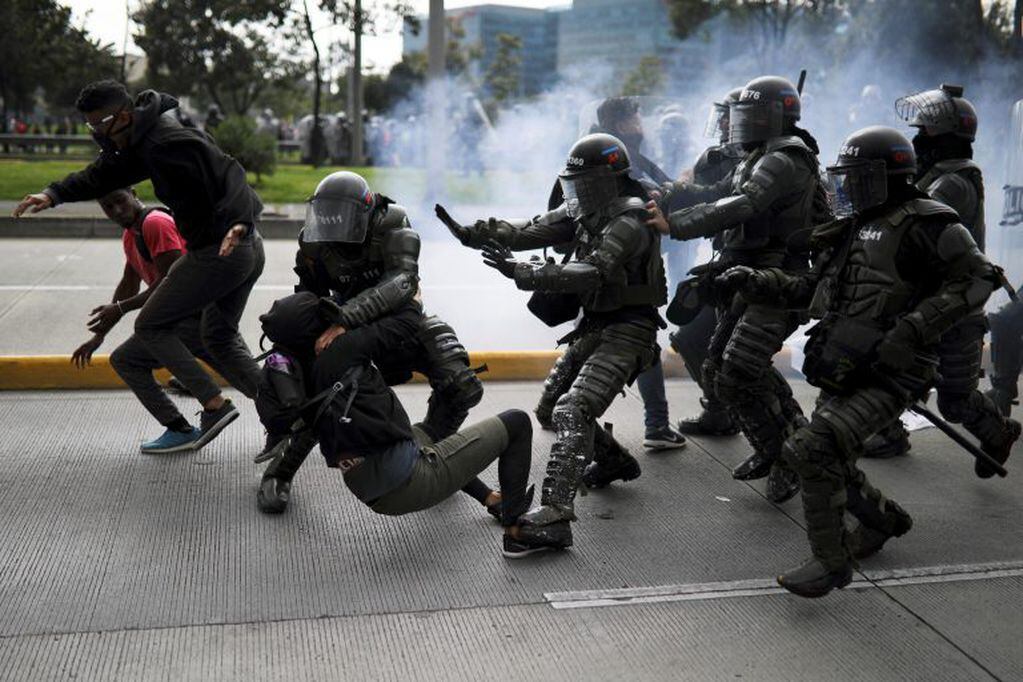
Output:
(514, 260), (600, 293)
(669, 194), (754, 241)
(740, 150), (802, 213)
(334, 271), (419, 328)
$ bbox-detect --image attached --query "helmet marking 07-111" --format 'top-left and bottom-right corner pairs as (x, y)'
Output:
(303, 171), (377, 244)
(559, 133), (631, 218)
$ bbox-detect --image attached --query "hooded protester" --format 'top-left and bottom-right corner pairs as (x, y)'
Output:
(13, 80), (265, 452)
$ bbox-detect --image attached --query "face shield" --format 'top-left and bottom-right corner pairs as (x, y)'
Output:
(826, 159), (889, 218)
(728, 99), (783, 145)
(558, 169), (618, 219)
(303, 195), (372, 243)
(703, 102), (730, 140)
(895, 90), (956, 135)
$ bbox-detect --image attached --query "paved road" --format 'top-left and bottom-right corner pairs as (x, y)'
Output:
(0, 380), (1020, 680)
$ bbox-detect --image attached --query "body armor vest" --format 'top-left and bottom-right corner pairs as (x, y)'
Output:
(299, 203), (409, 301)
(722, 136), (819, 269)
(574, 197), (667, 312)
(814, 199), (959, 327)
(916, 158), (984, 250)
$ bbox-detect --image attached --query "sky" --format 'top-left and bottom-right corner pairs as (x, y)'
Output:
(60, 0), (568, 74)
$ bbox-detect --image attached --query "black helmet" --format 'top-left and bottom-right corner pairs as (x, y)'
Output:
(704, 86), (742, 142)
(729, 76), (801, 145)
(826, 126), (916, 218)
(558, 133), (631, 218)
(895, 83), (977, 142)
(303, 171), (376, 243)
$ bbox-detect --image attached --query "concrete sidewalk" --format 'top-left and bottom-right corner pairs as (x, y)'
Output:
(0, 379), (1019, 680)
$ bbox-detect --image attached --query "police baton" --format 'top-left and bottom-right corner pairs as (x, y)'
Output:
(873, 371), (1008, 478)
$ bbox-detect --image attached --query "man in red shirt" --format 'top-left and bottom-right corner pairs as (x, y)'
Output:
(72, 187), (212, 453)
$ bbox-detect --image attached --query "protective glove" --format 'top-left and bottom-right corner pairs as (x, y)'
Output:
(715, 266), (773, 304)
(875, 320), (919, 373)
(481, 240), (519, 279)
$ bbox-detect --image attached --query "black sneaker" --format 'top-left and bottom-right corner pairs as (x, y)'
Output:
(254, 431), (288, 464)
(777, 558), (854, 598)
(976, 418), (1021, 479)
(643, 426), (687, 451)
(582, 454), (641, 489)
(862, 428), (911, 459)
(502, 521), (573, 558)
(257, 476), (291, 514)
(732, 450), (773, 480)
(193, 398), (239, 451)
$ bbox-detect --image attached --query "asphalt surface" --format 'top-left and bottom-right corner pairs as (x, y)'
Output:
(0, 380), (1020, 680)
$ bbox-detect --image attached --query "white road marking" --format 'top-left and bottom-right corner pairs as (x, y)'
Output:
(545, 560), (1023, 610)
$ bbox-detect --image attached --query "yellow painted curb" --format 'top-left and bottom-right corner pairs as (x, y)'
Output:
(0, 352), (566, 390)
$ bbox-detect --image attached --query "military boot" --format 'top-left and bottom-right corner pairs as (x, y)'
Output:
(777, 558), (854, 598)
(255, 430), (316, 514)
(976, 418), (1021, 479)
(862, 424), (911, 459)
(765, 463), (800, 503)
(582, 423), (641, 488)
(676, 398), (739, 436)
(503, 521), (573, 558)
(847, 500), (913, 560)
(732, 450), (774, 480)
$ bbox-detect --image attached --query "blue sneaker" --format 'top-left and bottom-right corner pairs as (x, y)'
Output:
(141, 427), (202, 454)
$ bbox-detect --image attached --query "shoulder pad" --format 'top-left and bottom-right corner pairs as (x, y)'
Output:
(933, 158), (981, 175)
(764, 135), (812, 155)
(376, 204), (411, 231)
(886, 198), (960, 226)
(605, 196), (647, 218)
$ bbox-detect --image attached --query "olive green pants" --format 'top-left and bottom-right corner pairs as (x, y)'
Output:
(370, 416), (509, 516)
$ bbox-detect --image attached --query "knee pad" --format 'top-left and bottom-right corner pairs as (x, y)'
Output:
(441, 370), (484, 411)
(785, 420), (838, 472)
(714, 369), (748, 405)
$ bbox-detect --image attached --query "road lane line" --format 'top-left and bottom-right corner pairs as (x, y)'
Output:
(545, 560), (1023, 609)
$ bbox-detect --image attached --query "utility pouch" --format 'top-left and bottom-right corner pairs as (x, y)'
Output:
(527, 291), (581, 327)
(666, 277), (703, 325)
(802, 317), (884, 394)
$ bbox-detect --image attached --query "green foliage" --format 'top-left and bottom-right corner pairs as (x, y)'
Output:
(212, 116), (278, 181)
(483, 33), (523, 109)
(621, 56), (666, 97)
(0, 0), (119, 120)
(132, 0), (297, 115)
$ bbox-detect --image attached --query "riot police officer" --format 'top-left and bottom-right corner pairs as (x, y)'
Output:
(648, 75), (828, 503)
(864, 85), (1020, 474)
(719, 126), (1008, 596)
(444, 133), (667, 554)
(256, 171), (493, 514)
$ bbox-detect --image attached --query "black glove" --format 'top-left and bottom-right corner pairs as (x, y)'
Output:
(435, 204), (472, 246)
(875, 321), (918, 372)
(481, 240), (518, 279)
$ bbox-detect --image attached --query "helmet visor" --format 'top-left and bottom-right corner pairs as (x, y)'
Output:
(559, 171), (618, 218)
(703, 102), (729, 140)
(895, 90), (956, 134)
(728, 100), (782, 145)
(303, 197), (370, 243)
(826, 159), (888, 218)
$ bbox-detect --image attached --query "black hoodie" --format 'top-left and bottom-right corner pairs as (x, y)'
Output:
(46, 91), (262, 249)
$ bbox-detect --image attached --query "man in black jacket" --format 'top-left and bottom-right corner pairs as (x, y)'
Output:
(13, 80), (265, 451)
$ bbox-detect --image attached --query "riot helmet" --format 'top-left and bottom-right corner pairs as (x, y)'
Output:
(303, 171), (376, 243)
(826, 126), (916, 218)
(558, 133), (631, 219)
(704, 87), (742, 142)
(895, 84), (977, 142)
(729, 76), (801, 146)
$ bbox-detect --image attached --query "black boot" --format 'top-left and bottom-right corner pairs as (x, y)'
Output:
(862, 426), (911, 459)
(765, 464), (800, 503)
(257, 476), (291, 514)
(976, 418), (1021, 479)
(676, 399), (739, 436)
(777, 558), (854, 598)
(847, 500), (913, 560)
(503, 520), (573, 558)
(732, 450), (774, 480)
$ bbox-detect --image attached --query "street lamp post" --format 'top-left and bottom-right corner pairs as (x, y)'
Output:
(426, 0), (446, 199)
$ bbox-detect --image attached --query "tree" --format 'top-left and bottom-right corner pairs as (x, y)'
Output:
(0, 0), (118, 125)
(482, 33), (522, 110)
(132, 1), (295, 115)
(621, 56), (665, 97)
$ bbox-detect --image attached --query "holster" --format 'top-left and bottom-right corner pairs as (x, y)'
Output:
(802, 316), (884, 394)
